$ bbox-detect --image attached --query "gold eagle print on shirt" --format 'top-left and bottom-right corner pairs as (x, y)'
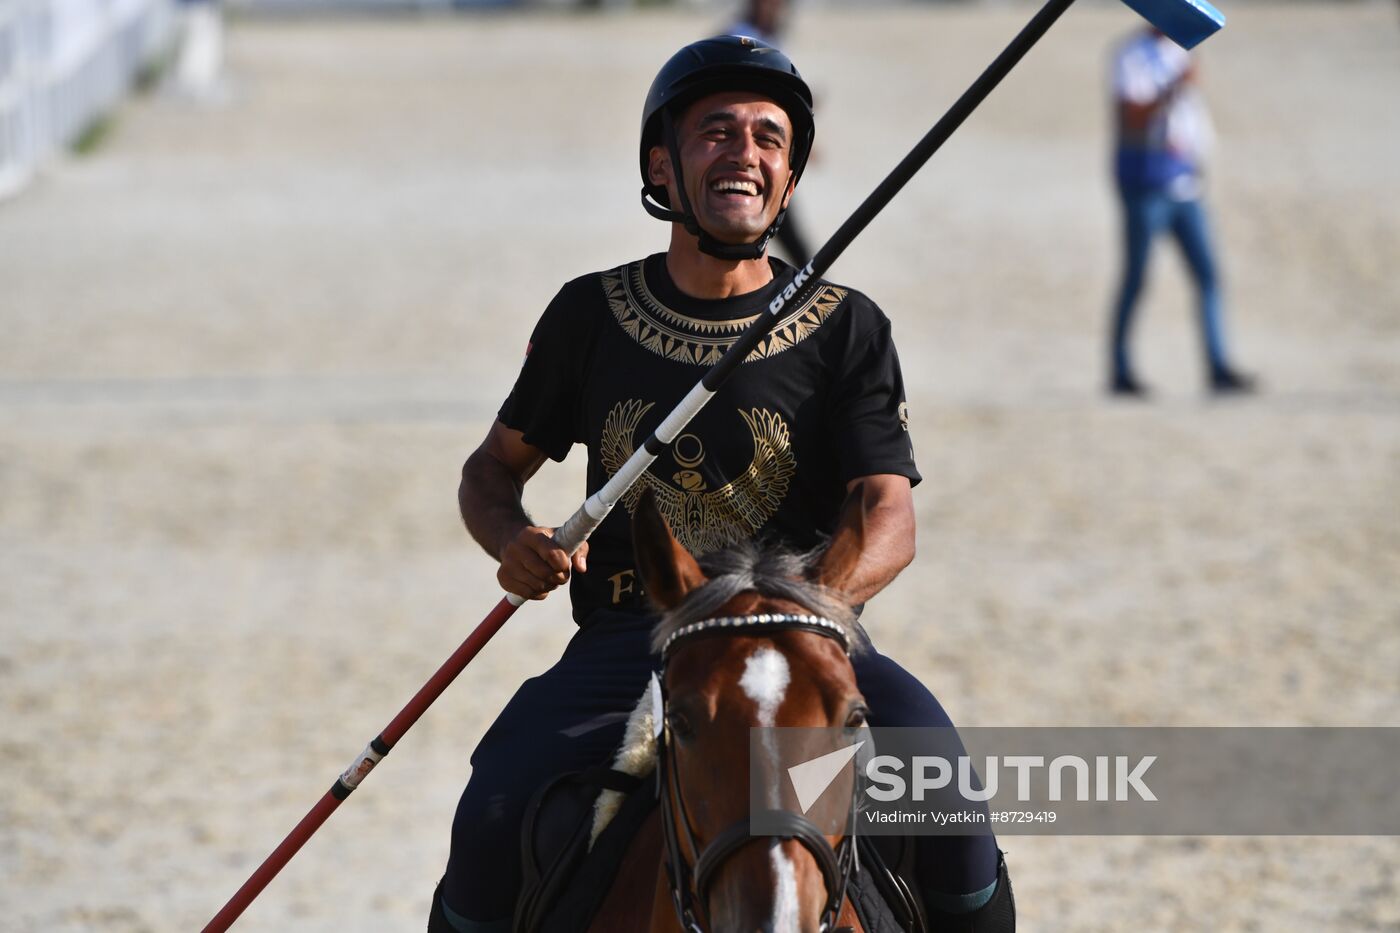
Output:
(601, 399), (796, 555)
(601, 262), (847, 365)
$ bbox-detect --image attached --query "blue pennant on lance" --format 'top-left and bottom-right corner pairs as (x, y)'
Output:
(1122, 0), (1224, 50)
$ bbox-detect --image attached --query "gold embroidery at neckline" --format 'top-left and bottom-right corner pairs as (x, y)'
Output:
(601, 261), (847, 366)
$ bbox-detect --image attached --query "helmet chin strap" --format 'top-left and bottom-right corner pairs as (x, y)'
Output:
(642, 109), (791, 263)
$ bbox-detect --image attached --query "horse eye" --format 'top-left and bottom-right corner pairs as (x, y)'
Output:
(844, 707), (869, 729)
(666, 711), (693, 739)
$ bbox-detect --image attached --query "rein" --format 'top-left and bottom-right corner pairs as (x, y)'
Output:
(655, 613), (859, 933)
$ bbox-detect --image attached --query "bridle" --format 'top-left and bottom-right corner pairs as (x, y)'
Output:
(655, 613), (860, 933)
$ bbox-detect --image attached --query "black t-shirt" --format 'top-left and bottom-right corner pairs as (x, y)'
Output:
(499, 253), (921, 625)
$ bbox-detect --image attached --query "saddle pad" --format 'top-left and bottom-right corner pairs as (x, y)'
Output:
(849, 835), (928, 933)
(514, 768), (655, 933)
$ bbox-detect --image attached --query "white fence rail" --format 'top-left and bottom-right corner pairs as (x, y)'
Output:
(0, 0), (175, 199)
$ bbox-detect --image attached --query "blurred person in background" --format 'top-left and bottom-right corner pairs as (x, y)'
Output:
(174, 0), (226, 100)
(1108, 26), (1254, 397)
(726, 0), (785, 49)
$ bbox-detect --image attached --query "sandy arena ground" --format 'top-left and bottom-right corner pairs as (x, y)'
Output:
(2, 2), (1398, 929)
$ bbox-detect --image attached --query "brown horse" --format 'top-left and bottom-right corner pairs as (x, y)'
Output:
(590, 488), (873, 933)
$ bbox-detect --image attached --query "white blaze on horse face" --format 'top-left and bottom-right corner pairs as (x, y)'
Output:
(739, 646), (790, 727)
(769, 843), (800, 933)
(741, 647), (799, 932)
(741, 645), (791, 812)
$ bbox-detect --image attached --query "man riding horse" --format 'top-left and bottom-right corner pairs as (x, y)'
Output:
(433, 35), (1013, 932)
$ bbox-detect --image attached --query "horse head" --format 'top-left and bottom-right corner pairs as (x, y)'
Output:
(633, 485), (872, 933)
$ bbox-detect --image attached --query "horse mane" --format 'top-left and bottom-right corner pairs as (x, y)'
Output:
(648, 539), (862, 655)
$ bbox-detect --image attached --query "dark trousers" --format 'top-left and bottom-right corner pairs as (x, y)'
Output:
(440, 611), (998, 922)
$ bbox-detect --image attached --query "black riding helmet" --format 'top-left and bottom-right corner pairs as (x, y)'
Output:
(639, 35), (815, 261)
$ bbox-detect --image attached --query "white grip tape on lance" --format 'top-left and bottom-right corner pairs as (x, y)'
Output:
(652, 382), (716, 448)
(552, 496), (610, 556)
(338, 743), (385, 791)
(552, 382), (716, 556)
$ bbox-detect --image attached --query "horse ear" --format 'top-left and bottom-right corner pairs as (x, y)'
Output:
(815, 481), (868, 594)
(632, 487), (707, 609)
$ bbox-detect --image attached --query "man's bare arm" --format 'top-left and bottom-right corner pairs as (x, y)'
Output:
(459, 421), (586, 601)
(833, 473), (916, 606)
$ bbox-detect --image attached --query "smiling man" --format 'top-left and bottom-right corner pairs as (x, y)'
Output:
(669, 94), (789, 241)
(650, 89), (796, 263)
(431, 36), (1014, 932)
